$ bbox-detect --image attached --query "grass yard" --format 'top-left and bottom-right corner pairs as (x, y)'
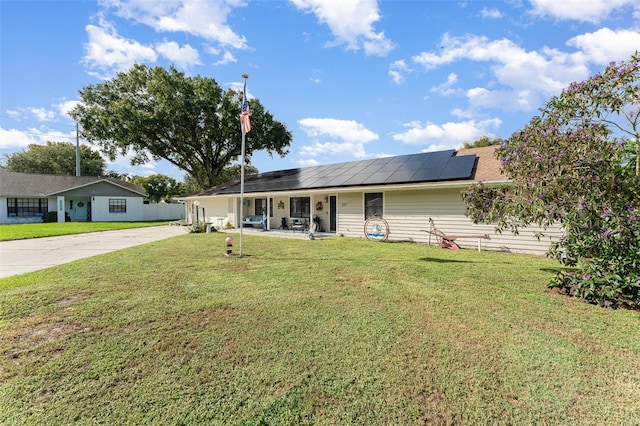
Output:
(0, 221), (173, 242)
(1, 233), (639, 425)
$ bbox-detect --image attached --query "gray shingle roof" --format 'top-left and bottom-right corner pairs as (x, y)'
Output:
(0, 170), (147, 197)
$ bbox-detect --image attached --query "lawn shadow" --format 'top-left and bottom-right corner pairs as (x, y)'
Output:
(540, 267), (574, 274)
(419, 257), (475, 264)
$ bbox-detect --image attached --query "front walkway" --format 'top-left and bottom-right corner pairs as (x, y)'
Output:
(224, 227), (335, 240)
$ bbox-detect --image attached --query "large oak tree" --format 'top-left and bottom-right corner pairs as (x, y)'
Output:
(70, 64), (292, 189)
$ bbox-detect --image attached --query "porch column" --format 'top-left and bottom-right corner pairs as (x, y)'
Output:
(57, 196), (65, 223)
(266, 197), (271, 231)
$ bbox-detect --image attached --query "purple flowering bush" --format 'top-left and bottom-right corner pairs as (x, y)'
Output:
(463, 52), (640, 309)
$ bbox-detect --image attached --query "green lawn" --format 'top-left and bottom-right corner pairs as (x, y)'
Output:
(0, 221), (173, 241)
(1, 233), (639, 425)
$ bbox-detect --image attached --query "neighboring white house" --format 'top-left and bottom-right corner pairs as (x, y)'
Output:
(0, 170), (148, 224)
(179, 146), (561, 255)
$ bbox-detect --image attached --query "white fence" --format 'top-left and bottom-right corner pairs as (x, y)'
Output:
(142, 203), (185, 221)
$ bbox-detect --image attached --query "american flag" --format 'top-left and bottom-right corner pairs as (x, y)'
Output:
(241, 82), (251, 134)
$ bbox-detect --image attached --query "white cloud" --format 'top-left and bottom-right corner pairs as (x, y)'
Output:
(466, 87), (542, 111)
(57, 100), (82, 118)
(101, 0), (248, 49)
(388, 59), (409, 84)
(412, 33), (593, 112)
(567, 28), (640, 65)
(299, 141), (367, 158)
(5, 110), (22, 119)
(104, 145), (161, 176)
(430, 73), (459, 96)
(528, 0), (638, 24)
(0, 128), (40, 149)
(298, 118), (378, 144)
(392, 119), (502, 149)
(298, 118), (378, 159)
(479, 7), (503, 19)
(28, 107), (56, 122)
(83, 17), (157, 75)
(214, 51), (237, 66)
(411, 26), (640, 116)
(0, 127), (75, 149)
(289, 0), (394, 56)
(156, 40), (201, 68)
(297, 158), (321, 167)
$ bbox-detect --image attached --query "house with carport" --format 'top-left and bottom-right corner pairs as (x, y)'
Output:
(180, 146), (560, 255)
(0, 170), (147, 224)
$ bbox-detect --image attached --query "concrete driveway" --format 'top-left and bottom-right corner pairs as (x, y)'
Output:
(0, 225), (189, 279)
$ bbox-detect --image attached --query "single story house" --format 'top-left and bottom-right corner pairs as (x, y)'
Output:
(0, 170), (147, 224)
(180, 146), (561, 255)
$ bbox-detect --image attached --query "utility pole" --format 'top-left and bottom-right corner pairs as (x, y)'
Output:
(76, 122), (81, 176)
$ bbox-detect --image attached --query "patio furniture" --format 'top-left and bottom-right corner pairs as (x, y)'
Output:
(290, 217), (308, 232)
(242, 215), (264, 228)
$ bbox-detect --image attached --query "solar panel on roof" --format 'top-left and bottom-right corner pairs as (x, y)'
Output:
(385, 169), (416, 183)
(403, 157), (428, 170)
(345, 162), (369, 173)
(361, 163), (385, 174)
(377, 161), (404, 173)
(323, 173), (357, 187)
(437, 156), (476, 180)
(212, 149), (477, 194)
(371, 157), (393, 166)
(363, 171), (395, 185)
(410, 167), (445, 182)
(342, 173), (375, 186)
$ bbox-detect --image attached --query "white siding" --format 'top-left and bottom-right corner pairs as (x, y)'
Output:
(336, 192), (365, 237)
(91, 196), (144, 222)
(383, 188), (560, 255)
(193, 186), (560, 256)
(334, 187), (560, 256)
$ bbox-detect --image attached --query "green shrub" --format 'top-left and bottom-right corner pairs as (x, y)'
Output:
(42, 211), (58, 223)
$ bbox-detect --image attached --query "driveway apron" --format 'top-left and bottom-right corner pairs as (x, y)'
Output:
(0, 225), (188, 278)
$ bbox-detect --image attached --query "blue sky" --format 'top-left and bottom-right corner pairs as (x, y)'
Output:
(1, 0), (639, 181)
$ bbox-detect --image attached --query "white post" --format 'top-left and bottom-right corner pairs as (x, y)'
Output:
(57, 196), (65, 223)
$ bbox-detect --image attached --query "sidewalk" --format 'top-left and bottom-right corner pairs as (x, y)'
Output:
(0, 225), (189, 279)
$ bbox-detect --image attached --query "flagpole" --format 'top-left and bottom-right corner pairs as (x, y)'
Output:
(239, 73), (249, 257)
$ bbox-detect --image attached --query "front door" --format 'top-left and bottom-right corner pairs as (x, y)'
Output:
(329, 196), (337, 232)
(68, 197), (90, 222)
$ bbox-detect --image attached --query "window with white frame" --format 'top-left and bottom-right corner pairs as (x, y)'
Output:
(6, 198), (48, 217)
(109, 198), (126, 213)
(364, 192), (383, 219)
(255, 198), (273, 217)
(289, 196), (310, 218)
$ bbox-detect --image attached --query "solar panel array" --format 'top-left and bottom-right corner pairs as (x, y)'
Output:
(215, 149), (477, 194)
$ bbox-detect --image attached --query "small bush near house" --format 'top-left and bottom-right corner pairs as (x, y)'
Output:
(41, 211), (58, 223)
